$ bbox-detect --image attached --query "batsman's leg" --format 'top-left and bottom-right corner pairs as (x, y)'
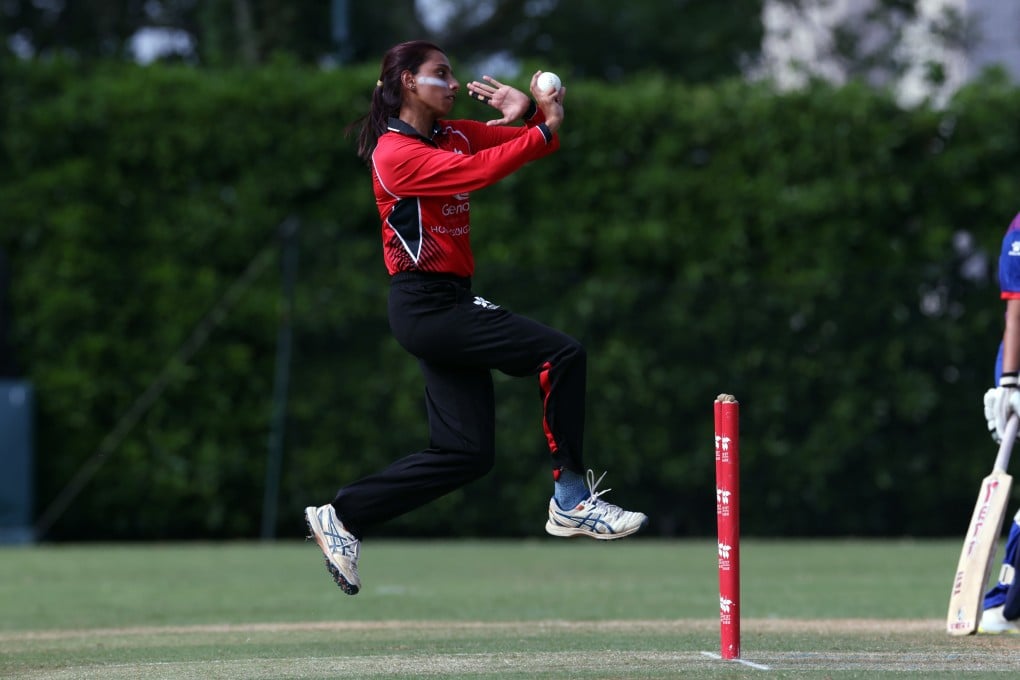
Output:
(980, 510), (1020, 633)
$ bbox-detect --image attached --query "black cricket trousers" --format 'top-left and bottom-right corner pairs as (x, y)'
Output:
(332, 272), (586, 538)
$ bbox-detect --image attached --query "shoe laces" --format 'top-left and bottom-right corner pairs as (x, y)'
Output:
(584, 469), (626, 519)
(323, 509), (360, 559)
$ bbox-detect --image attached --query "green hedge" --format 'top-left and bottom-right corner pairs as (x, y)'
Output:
(1, 58), (1015, 540)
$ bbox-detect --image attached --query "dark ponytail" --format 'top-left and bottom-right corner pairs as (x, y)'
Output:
(346, 40), (445, 164)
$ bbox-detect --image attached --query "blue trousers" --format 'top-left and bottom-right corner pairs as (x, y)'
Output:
(988, 344), (1020, 617)
(983, 511), (1020, 618)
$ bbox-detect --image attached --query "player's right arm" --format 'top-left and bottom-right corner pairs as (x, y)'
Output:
(999, 222), (1020, 384)
(372, 124), (558, 197)
(1002, 299), (1020, 376)
(985, 221), (1020, 441)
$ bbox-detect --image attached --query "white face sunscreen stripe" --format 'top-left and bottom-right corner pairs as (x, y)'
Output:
(416, 76), (449, 88)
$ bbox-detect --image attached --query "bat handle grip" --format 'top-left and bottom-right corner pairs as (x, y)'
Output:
(994, 414), (1020, 472)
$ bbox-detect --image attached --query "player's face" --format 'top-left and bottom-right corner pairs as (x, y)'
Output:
(411, 51), (459, 116)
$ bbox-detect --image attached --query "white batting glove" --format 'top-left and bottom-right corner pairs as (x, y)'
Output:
(985, 373), (1020, 443)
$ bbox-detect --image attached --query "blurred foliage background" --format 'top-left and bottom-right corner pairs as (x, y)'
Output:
(1, 1), (1015, 541)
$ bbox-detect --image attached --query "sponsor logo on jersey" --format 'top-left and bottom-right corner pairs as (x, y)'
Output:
(429, 225), (470, 236)
(442, 200), (470, 216)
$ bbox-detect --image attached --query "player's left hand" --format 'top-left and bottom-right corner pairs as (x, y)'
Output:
(984, 386), (1020, 443)
(466, 76), (531, 126)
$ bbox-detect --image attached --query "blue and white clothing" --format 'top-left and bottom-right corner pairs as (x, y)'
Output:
(986, 212), (1020, 618)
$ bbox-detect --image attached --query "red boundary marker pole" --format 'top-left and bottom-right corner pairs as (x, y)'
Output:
(714, 394), (740, 659)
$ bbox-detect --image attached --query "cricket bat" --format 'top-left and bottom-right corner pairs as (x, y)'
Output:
(946, 414), (1018, 635)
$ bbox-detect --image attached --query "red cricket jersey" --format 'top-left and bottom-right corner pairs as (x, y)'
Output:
(371, 113), (559, 276)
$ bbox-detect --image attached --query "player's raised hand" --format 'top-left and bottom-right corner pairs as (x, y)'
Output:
(466, 76), (531, 126)
(529, 70), (565, 133)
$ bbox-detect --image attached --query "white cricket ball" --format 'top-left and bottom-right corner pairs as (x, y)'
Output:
(537, 71), (561, 93)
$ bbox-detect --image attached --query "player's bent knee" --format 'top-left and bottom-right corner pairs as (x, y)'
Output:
(466, 446), (495, 480)
(565, 338), (586, 365)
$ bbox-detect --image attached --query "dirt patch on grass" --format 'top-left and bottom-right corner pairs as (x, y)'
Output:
(0, 617), (950, 642)
(13, 649), (1020, 679)
(5, 619), (1020, 677)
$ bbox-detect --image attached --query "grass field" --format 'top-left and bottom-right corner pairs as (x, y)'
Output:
(1, 538), (1018, 678)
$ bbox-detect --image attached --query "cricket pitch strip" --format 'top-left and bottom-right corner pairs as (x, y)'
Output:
(3, 618), (1019, 678)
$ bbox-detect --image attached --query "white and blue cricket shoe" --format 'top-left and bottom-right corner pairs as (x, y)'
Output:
(545, 470), (648, 539)
(305, 504), (361, 595)
(978, 605), (1020, 634)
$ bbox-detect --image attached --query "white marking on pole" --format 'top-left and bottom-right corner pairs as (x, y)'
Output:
(700, 651), (772, 670)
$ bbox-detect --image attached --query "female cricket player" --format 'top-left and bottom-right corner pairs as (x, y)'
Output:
(303, 40), (647, 595)
(981, 211), (1020, 633)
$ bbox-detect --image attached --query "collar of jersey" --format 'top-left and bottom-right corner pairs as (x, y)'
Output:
(387, 117), (443, 144)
